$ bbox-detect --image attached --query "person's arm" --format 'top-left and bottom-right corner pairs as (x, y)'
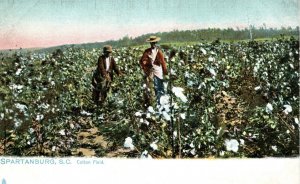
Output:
(112, 57), (121, 75)
(139, 50), (151, 75)
(158, 50), (168, 75)
(97, 56), (106, 77)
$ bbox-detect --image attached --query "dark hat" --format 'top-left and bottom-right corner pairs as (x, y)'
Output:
(146, 36), (161, 43)
(103, 45), (113, 52)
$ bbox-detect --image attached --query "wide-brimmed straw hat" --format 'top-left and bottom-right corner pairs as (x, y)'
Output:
(146, 36), (161, 42)
(103, 45), (112, 52)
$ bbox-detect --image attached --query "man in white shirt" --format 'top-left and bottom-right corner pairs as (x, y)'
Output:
(140, 36), (168, 107)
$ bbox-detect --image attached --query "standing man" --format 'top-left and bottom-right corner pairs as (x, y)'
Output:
(92, 45), (121, 105)
(140, 36), (168, 107)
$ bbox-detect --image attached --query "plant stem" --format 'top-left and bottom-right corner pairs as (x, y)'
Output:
(177, 117), (182, 158)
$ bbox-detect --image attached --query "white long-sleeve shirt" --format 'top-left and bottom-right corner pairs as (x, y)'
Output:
(149, 48), (163, 79)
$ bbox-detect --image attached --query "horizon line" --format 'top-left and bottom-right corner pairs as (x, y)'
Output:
(1, 25), (299, 51)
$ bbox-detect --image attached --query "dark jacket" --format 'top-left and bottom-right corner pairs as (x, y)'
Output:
(97, 55), (121, 81)
(139, 48), (168, 76)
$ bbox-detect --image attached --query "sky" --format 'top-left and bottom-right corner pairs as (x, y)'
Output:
(0, 0), (299, 50)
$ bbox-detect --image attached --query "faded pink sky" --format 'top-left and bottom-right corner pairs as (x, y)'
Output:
(0, 0), (298, 50)
(2, 20), (296, 50)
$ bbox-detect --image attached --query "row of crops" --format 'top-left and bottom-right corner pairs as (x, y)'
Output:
(0, 37), (299, 157)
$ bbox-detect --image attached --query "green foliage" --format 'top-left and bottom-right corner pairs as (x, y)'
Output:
(0, 38), (299, 158)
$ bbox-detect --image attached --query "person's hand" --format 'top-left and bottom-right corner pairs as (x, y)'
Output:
(105, 74), (111, 81)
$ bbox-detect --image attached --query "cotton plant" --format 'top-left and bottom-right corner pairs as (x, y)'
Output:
(0, 37), (299, 158)
(150, 141), (158, 151)
(140, 150), (152, 159)
(224, 139), (239, 153)
(266, 103), (273, 114)
(283, 105), (292, 115)
(124, 137), (134, 150)
(172, 87), (188, 103)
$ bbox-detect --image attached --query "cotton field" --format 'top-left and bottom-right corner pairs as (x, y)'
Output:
(0, 37), (299, 158)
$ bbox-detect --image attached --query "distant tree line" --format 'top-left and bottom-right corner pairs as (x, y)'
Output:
(115, 26), (299, 47)
(11, 26), (298, 54)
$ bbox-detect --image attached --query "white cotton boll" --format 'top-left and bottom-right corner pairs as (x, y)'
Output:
(36, 114), (44, 121)
(148, 106), (155, 113)
(40, 103), (50, 109)
(162, 111), (171, 121)
(159, 103), (170, 113)
(189, 142), (195, 148)
(240, 139), (245, 145)
(173, 131), (177, 138)
(172, 87), (187, 103)
(150, 142), (158, 150)
(200, 48), (207, 55)
(179, 60), (185, 65)
(225, 139), (239, 153)
(253, 66), (259, 73)
(198, 82), (206, 89)
(139, 118), (144, 123)
(294, 117), (299, 125)
(16, 84), (23, 90)
(0, 113), (4, 120)
(208, 68), (216, 76)
(208, 57), (214, 62)
(10, 84), (24, 90)
(160, 95), (170, 106)
(29, 128), (34, 134)
(15, 103), (27, 112)
(16, 68), (22, 76)
(266, 103), (273, 114)
(190, 148), (196, 155)
(283, 105), (292, 115)
(184, 71), (190, 78)
(219, 151), (225, 156)
(81, 110), (92, 116)
(59, 129), (65, 136)
(271, 146), (277, 152)
(52, 146), (56, 152)
(180, 113), (186, 119)
(146, 113), (151, 118)
(170, 69), (176, 75)
(143, 120), (150, 126)
(143, 84), (147, 88)
(135, 111), (142, 117)
(124, 137), (134, 150)
(51, 81), (55, 86)
(140, 150), (152, 159)
(254, 86), (261, 91)
(14, 119), (21, 127)
(173, 102), (179, 110)
(187, 80), (194, 87)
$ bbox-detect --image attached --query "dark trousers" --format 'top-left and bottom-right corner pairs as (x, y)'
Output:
(153, 75), (165, 105)
(92, 88), (108, 105)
